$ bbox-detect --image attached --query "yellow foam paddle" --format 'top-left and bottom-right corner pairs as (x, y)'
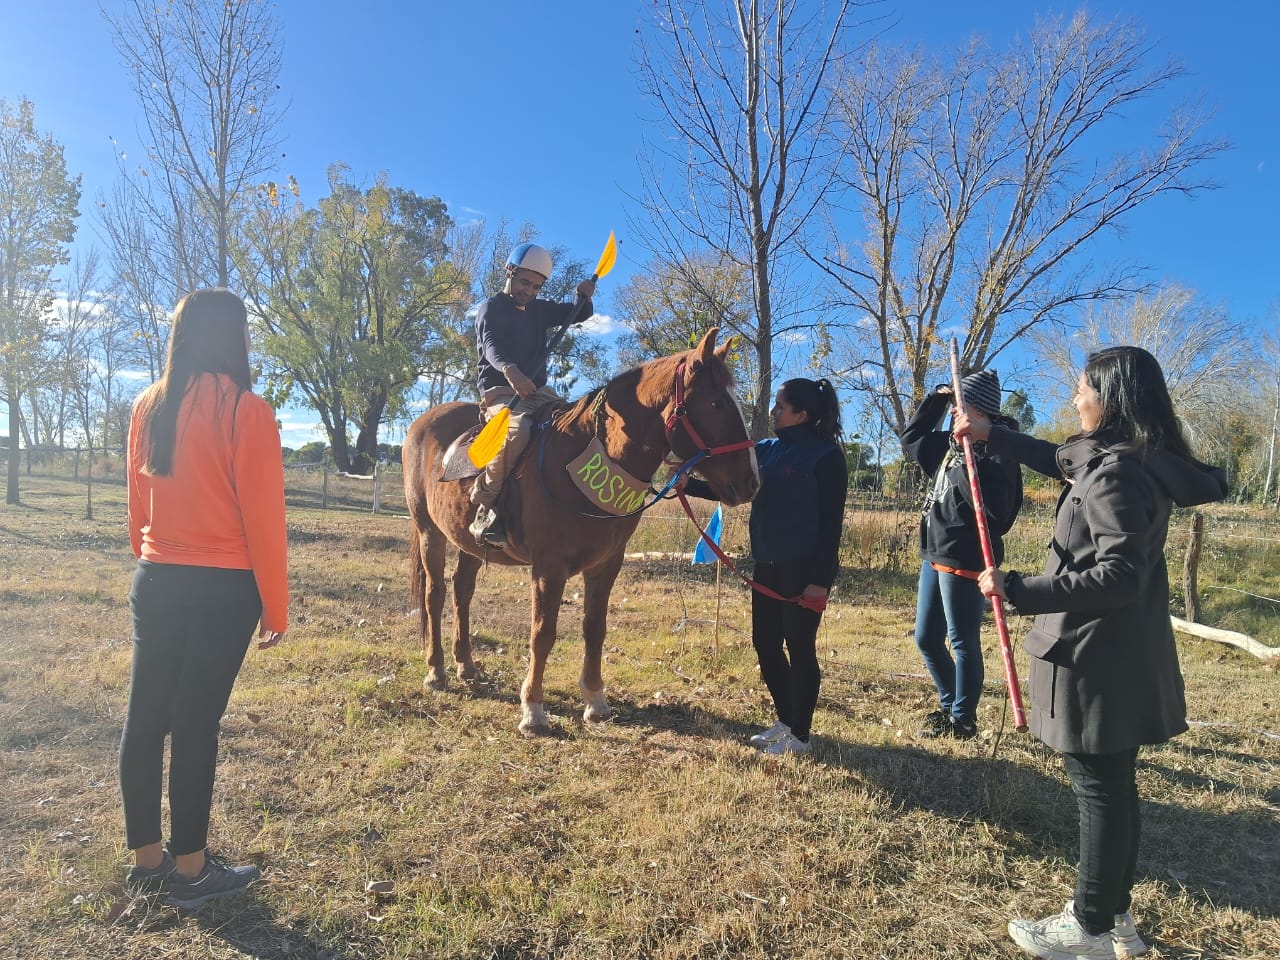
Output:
(468, 231), (618, 469)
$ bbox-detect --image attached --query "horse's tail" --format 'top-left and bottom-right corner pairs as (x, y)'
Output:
(408, 521), (429, 644)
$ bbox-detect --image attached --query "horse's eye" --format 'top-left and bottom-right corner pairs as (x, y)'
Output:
(710, 399), (724, 410)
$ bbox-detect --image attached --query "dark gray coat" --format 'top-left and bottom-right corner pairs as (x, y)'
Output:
(986, 428), (1228, 755)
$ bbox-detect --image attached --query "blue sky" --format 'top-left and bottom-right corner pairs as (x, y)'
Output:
(2, 0), (1276, 444)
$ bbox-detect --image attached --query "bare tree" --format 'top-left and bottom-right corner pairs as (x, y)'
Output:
(97, 178), (177, 380)
(106, 0), (285, 290)
(819, 11), (1226, 433)
(1031, 284), (1253, 430)
(44, 252), (102, 449)
(634, 0), (861, 437)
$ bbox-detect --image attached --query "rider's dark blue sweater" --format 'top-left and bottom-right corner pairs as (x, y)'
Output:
(474, 291), (591, 394)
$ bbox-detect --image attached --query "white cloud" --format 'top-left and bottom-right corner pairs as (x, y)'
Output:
(581, 312), (623, 336)
(276, 410), (327, 443)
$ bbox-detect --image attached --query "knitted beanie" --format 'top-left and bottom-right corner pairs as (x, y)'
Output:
(960, 369), (1002, 417)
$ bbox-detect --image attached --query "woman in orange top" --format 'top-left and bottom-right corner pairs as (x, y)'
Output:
(121, 289), (288, 909)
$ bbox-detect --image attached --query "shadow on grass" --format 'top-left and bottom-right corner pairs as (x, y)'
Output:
(185, 892), (361, 960)
(604, 695), (1280, 927)
(831, 734), (1280, 923)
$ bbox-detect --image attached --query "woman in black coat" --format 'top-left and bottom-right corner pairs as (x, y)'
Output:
(957, 347), (1227, 960)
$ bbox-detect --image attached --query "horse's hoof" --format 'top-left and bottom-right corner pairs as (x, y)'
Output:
(518, 721), (553, 738)
(583, 704), (613, 723)
(457, 662), (479, 682)
(424, 673), (448, 692)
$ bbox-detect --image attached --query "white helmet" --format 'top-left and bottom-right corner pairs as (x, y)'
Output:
(506, 242), (553, 281)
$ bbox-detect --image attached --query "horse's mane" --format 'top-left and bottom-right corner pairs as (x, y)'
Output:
(546, 341), (733, 433)
(548, 360), (658, 433)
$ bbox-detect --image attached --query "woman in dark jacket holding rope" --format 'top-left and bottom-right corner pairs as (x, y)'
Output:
(685, 378), (847, 756)
(957, 346), (1228, 960)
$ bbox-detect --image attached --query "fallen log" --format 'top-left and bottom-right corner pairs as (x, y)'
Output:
(1170, 616), (1280, 660)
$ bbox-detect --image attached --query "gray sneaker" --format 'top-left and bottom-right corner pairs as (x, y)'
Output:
(165, 853), (261, 909)
(1112, 911), (1150, 956)
(1008, 902), (1115, 959)
(1059, 900), (1150, 957)
(748, 720), (791, 747)
(124, 851), (175, 898)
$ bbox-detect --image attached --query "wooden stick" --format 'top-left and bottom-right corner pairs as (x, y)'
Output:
(1170, 616), (1280, 660)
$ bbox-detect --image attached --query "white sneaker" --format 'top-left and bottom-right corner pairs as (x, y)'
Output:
(748, 720), (790, 747)
(1008, 903), (1115, 959)
(764, 733), (813, 756)
(1111, 911), (1150, 957)
(1058, 900), (1150, 957)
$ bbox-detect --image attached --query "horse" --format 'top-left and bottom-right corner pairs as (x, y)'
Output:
(402, 328), (760, 736)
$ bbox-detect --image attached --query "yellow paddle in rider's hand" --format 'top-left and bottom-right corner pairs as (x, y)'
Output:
(468, 231), (618, 469)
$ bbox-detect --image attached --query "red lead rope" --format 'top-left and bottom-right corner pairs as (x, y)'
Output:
(675, 488), (828, 613)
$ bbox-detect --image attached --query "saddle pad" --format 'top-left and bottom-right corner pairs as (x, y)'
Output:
(439, 424), (483, 481)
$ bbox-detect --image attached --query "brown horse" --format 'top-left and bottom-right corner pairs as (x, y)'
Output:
(403, 328), (760, 736)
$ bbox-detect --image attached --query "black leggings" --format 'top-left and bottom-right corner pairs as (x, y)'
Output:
(1064, 747), (1142, 935)
(750, 562), (823, 741)
(120, 561), (261, 856)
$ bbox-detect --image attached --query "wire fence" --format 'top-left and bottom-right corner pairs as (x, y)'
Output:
(7, 446), (1280, 595)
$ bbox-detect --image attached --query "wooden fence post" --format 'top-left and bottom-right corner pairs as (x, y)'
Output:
(1183, 512), (1203, 623)
(321, 465), (329, 511)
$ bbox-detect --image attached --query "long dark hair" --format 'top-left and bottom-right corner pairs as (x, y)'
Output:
(138, 289), (253, 476)
(782, 377), (842, 443)
(1082, 346), (1192, 459)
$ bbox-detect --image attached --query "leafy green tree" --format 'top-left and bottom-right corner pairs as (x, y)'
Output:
(284, 440), (328, 465)
(237, 167), (467, 474)
(613, 253), (757, 389)
(1002, 389), (1036, 433)
(0, 99), (81, 504)
(843, 439), (881, 491)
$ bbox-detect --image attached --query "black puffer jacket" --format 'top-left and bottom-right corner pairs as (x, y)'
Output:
(900, 390), (1023, 571)
(988, 428), (1229, 755)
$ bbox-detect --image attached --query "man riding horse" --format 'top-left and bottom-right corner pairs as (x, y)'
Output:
(469, 242), (597, 546)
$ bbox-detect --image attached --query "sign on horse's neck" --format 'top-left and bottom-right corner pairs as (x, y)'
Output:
(566, 437), (651, 516)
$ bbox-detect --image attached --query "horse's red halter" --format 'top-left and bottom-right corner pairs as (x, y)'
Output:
(663, 360), (756, 467)
(663, 360), (826, 614)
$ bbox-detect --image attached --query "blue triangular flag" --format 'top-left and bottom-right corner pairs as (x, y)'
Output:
(692, 504), (723, 564)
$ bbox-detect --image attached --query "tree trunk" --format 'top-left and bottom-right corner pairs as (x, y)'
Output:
(352, 391), (389, 476)
(5, 385), (20, 505)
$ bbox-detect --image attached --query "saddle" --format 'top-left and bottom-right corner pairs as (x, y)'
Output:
(439, 423), (485, 482)
(438, 399), (567, 483)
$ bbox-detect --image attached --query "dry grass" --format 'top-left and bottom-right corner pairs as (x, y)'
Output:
(0, 477), (1276, 959)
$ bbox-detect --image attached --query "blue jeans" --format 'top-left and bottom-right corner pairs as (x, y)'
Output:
(913, 560), (986, 724)
(1065, 748), (1142, 936)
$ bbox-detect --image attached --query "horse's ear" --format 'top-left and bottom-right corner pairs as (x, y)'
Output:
(714, 335), (737, 361)
(693, 328), (720, 368)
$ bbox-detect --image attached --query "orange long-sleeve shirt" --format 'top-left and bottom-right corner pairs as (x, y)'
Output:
(128, 373), (289, 632)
